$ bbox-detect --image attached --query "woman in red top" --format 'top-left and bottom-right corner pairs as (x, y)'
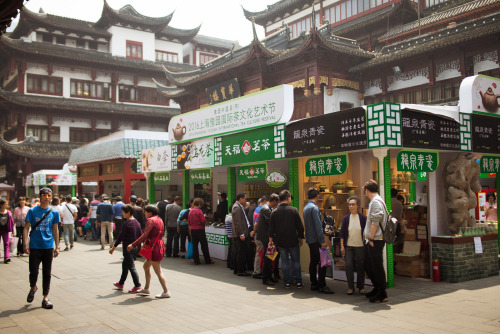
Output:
(127, 205), (170, 298)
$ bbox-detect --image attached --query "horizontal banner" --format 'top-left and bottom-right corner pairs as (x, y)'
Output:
(190, 168), (211, 184)
(397, 150), (438, 173)
(238, 163), (267, 182)
(305, 154), (348, 177)
(154, 171), (170, 185)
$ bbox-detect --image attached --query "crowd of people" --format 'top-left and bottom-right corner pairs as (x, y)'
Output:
(1, 178), (395, 309)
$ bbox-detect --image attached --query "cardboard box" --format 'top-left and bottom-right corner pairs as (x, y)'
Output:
(406, 228), (416, 235)
(396, 259), (429, 278)
(403, 240), (421, 254)
(405, 233), (417, 241)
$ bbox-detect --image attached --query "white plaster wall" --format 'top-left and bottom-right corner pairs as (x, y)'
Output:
(474, 60), (498, 74)
(266, 3), (321, 33)
(108, 26), (155, 61)
(436, 69), (461, 82)
(323, 88), (361, 114)
(96, 119), (111, 130)
(118, 121), (134, 130)
(66, 38), (76, 47)
(183, 42), (194, 64)
(155, 40), (183, 62)
(387, 76), (429, 92)
(137, 122), (166, 132)
(364, 86), (382, 97)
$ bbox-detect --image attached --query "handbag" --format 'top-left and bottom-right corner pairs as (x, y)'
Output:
(319, 246), (332, 267)
(138, 230), (162, 260)
(9, 236), (19, 253)
(186, 240), (193, 259)
(308, 205), (335, 237)
(266, 243), (278, 261)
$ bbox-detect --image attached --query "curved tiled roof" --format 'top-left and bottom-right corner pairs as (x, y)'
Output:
(156, 25), (201, 44)
(153, 79), (186, 98)
(8, 7), (111, 39)
(242, 0), (312, 26)
(0, 136), (80, 159)
(0, 0), (26, 39)
(351, 12), (500, 71)
(95, 1), (173, 33)
(0, 89), (180, 118)
(0, 37), (162, 72)
(193, 34), (240, 50)
(379, 0), (500, 41)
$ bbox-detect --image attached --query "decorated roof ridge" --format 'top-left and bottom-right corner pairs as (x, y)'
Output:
(378, 0), (499, 41)
(350, 12), (500, 72)
(193, 34), (240, 50)
(156, 24), (201, 43)
(423, 0), (475, 15)
(0, 88), (180, 118)
(8, 6), (111, 39)
(0, 135), (80, 159)
(249, 19), (279, 58)
(95, 0), (173, 32)
(242, 0), (313, 26)
(153, 78), (186, 98)
(329, 0), (417, 36)
(160, 63), (202, 86)
(0, 36), (162, 72)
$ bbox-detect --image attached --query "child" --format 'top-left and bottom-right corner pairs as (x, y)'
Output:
(109, 204), (142, 292)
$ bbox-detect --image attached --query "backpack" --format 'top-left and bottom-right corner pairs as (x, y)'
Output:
(374, 199), (398, 244)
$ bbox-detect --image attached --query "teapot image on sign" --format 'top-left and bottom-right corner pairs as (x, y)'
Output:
(172, 122), (187, 141)
(480, 87), (500, 112)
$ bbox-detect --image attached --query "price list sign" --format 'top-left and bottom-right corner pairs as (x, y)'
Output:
(286, 107), (367, 158)
(471, 114), (500, 154)
(401, 110), (460, 150)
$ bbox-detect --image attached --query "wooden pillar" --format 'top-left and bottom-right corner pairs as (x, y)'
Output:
(17, 60), (26, 94)
(111, 73), (118, 103)
(17, 112), (26, 141)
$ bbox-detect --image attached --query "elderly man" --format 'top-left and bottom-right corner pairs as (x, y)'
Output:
(232, 193), (251, 276)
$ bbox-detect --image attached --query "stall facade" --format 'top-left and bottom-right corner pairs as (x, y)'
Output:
(26, 163), (77, 200)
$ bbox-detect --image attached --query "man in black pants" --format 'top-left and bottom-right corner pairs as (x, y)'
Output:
(23, 188), (60, 309)
(232, 193), (250, 276)
(258, 193), (280, 285)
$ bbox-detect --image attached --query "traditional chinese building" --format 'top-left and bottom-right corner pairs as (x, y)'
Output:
(0, 2), (236, 195)
(157, 0), (499, 118)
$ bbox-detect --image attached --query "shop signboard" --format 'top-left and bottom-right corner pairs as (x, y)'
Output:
(305, 154), (348, 177)
(140, 145), (172, 173)
(480, 155), (500, 174)
(397, 150), (439, 173)
(459, 75), (500, 116)
(80, 165), (98, 177)
(101, 162), (124, 175)
(401, 110), (460, 150)
(45, 174), (76, 186)
(176, 137), (214, 170)
(286, 108), (367, 158)
(215, 125), (285, 166)
(238, 163), (267, 181)
(33, 174), (46, 186)
(471, 113), (500, 154)
(206, 78), (241, 105)
(265, 170), (287, 188)
(168, 85), (294, 144)
(190, 168), (211, 184)
(136, 151), (142, 173)
(154, 171), (170, 185)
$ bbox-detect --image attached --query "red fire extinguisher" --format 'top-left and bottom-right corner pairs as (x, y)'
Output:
(432, 259), (441, 282)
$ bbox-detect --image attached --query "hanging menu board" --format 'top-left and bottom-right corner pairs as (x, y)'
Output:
(471, 113), (500, 154)
(401, 110), (460, 150)
(286, 108), (367, 158)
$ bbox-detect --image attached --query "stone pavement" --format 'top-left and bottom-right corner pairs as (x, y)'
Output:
(1, 238), (499, 334)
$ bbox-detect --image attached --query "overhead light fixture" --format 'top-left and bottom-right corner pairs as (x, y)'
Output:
(393, 66), (402, 75)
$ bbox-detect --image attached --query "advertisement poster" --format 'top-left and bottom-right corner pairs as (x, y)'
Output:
(141, 145), (172, 173)
(176, 137), (214, 170)
(460, 75), (500, 116)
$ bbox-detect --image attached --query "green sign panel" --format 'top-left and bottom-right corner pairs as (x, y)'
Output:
(480, 155), (500, 174)
(265, 170), (287, 188)
(154, 172), (170, 185)
(416, 172), (427, 181)
(397, 150), (438, 172)
(190, 168), (211, 184)
(305, 154), (348, 177)
(214, 125), (285, 166)
(238, 163), (267, 181)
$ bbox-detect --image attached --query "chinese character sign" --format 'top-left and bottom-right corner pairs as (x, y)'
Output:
(238, 163), (267, 182)
(215, 125), (285, 166)
(480, 155), (500, 174)
(265, 170), (287, 188)
(141, 146), (172, 173)
(154, 171), (170, 185)
(206, 78), (241, 105)
(397, 151), (438, 173)
(168, 85), (294, 144)
(305, 154), (348, 177)
(176, 138), (214, 170)
(190, 169), (212, 184)
(471, 113), (500, 154)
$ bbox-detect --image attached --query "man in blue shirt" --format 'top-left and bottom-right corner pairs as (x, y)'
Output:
(23, 187), (60, 309)
(112, 196), (125, 239)
(96, 194), (114, 250)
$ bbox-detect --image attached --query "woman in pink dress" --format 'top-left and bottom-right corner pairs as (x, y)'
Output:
(484, 192), (497, 221)
(127, 205), (170, 298)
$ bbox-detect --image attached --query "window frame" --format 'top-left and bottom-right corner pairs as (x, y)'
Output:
(26, 74), (63, 96)
(155, 50), (179, 63)
(126, 40), (143, 59)
(118, 84), (169, 106)
(199, 52), (218, 65)
(70, 79), (106, 100)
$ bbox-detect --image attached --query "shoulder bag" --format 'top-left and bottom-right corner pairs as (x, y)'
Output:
(138, 228), (162, 260)
(29, 208), (53, 237)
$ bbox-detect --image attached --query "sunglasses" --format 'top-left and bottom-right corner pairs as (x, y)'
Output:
(41, 194), (52, 198)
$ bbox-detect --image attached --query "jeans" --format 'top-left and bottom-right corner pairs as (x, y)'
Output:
(364, 240), (386, 298)
(308, 242), (326, 288)
(62, 224), (74, 246)
(89, 218), (98, 239)
(253, 238), (263, 275)
(191, 229), (211, 264)
(262, 242), (280, 281)
(119, 247), (140, 287)
(0, 231), (10, 259)
(179, 225), (190, 253)
(166, 226), (179, 256)
(100, 221), (113, 247)
(234, 237), (248, 273)
(16, 226), (24, 254)
(345, 246), (365, 289)
(29, 248), (54, 296)
(279, 245), (302, 284)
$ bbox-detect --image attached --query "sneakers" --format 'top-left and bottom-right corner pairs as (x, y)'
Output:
(41, 299), (53, 309)
(318, 287), (334, 294)
(296, 282), (303, 289)
(27, 286), (37, 303)
(128, 286), (142, 293)
(155, 291), (171, 298)
(347, 288), (354, 295)
(369, 296), (389, 303)
(4, 258), (10, 263)
(136, 288), (150, 295)
(70, 244), (74, 249)
(113, 282), (124, 290)
(64, 247), (69, 251)
(359, 288), (365, 294)
(284, 283), (291, 289)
